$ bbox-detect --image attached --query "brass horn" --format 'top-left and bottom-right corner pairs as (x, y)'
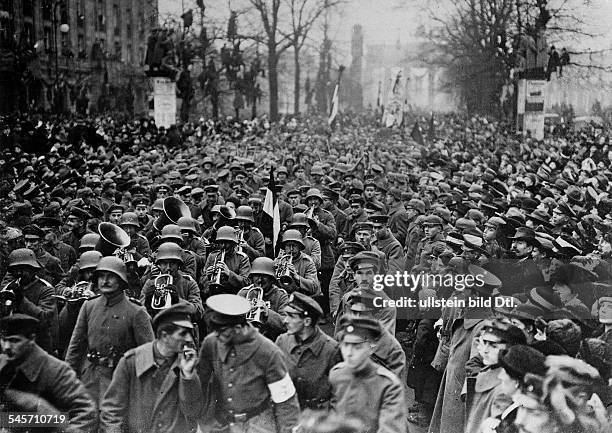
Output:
(245, 285), (269, 327)
(153, 197), (191, 232)
(96, 222), (131, 257)
(151, 274), (174, 310)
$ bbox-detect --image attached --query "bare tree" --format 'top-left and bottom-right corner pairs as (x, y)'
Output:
(282, 0), (339, 115)
(408, 0), (598, 115)
(244, 0), (294, 121)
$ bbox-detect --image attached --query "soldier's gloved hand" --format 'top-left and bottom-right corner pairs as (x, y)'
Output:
(138, 257), (151, 268)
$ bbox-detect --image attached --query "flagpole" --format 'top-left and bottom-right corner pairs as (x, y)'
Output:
(328, 65), (345, 128)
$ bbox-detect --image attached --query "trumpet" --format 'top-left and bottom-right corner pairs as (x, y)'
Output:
(245, 285), (269, 327)
(306, 204), (315, 220)
(53, 281), (96, 303)
(209, 249), (226, 294)
(151, 274), (174, 310)
(0, 278), (20, 317)
(275, 252), (294, 287)
(236, 228), (245, 254)
(114, 247), (136, 265)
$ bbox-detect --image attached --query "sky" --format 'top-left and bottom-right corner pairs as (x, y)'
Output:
(159, 0), (612, 54)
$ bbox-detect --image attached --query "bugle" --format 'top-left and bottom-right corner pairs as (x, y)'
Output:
(209, 249), (226, 294)
(151, 274), (174, 310)
(245, 285), (269, 327)
(275, 252), (294, 287)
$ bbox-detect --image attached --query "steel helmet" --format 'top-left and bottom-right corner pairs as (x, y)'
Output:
(119, 212), (140, 227)
(249, 257), (276, 278)
(235, 206), (254, 222)
(8, 248), (41, 269)
(305, 188), (323, 201)
(160, 224), (182, 241)
(79, 233), (101, 251)
(155, 242), (184, 263)
(79, 251), (103, 270)
(216, 226), (238, 243)
(218, 205), (236, 220)
(94, 256), (128, 284)
(289, 213), (309, 228)
(177, 216), (197, 233)
(281, 229), (305, 248)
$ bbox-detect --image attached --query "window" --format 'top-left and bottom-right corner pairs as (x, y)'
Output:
(77, 0), (85, 28)
(78, 34), (86, 58)
(113, 4), (120, 36)
(96, 0), (106, 32)
(114, 40), (121, 60)
(23, 0), (34, 17)
(44, 27), (52, 52)
(42, 0), (52, 21)
(126, 8), (132, 38)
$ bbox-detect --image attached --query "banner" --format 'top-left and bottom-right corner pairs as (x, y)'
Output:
(153, 77), (176, 129)
(522, 80), (546, 140)
(382, 68), (405, 127)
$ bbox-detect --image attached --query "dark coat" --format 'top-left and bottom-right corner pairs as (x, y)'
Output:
(387, 203), (409, 248)
(65, 291), (155, 406)
(275, 327), (341, 409)
(0, 345), (97, 433)
(310, 207), (337, 270)
(330, 360), (407, 433)
(100, 341), (204, 433)
(198, 326), (300, 433)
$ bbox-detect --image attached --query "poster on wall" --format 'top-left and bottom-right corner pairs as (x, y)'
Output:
(153, 77), (176, 129)
(522, 79), (546, 140)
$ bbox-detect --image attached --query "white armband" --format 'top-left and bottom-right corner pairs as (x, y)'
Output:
(267, 372), (296, 403)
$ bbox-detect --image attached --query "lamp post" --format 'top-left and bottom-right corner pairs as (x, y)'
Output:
(51, 0), (69, 112)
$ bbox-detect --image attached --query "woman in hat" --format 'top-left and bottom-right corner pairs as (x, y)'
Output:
(479, 345), (547, 433)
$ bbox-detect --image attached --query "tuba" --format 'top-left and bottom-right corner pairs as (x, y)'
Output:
(245, 285), (269, 327)
(209, 249), (226, 294)
(53, 281), (96, 303)
(151, 274), (174, 310)
(275, 252), (294, 287)
(0, 278), (20, 317)
(96, 223), (131, 257)
(153, 197), (191, 232)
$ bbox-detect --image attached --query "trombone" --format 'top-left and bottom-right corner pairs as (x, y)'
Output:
(151, 274), (174, 310)
(209, 249), (226, 294)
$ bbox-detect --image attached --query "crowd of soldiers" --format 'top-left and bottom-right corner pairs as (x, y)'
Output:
(0, 110), (611, 433)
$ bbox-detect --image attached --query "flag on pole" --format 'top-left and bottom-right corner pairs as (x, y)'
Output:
(410, 122), (424, 146)
(328, 66), (345, 128)
(263, 168), (281, 257)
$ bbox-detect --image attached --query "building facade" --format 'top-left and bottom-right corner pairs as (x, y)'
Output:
(0, 0), (158, 114)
